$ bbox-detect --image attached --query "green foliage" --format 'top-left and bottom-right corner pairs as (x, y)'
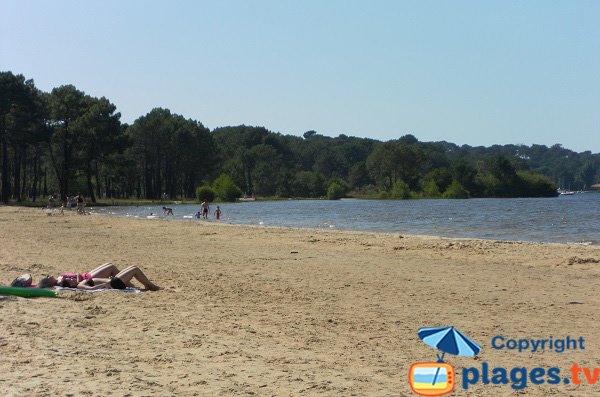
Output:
(348, 161), (372, 189)
(348, 184), (379, 198)
(47, 85), (89, 200)
(366, 142), (424, 190)
(195, 186), (215, 202)
(423, 168), (453, 193)
(488, 155), (518, 181)
(293, 171), (325, 197)
(398, 134), (419, 145)
(463, 155), (559, 198)
(128, 108), (215, 199)
(389, 180), (412, 199)
(1, 70), (595, 204)
(516, 171), (558, 197)
(212, 174), (242, 202)
(0, 72), (44, 203)
(327, 181), (346, 200)
(476, 173), (502, 197)
(451, 159), (480, 196)
(422, 179), (442, 198)
(443, 180), (469, 199)
(420, 168), (453, 198)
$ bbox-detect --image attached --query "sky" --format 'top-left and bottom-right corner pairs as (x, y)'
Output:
(1, 0), (599, 153)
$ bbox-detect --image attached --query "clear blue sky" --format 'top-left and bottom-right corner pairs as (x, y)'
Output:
(2, 0), (599, 152)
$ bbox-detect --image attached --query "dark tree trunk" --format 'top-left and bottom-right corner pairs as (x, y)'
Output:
(155, 149), (161, 200)
(43, 169), (47, 197)
(144, 149), (152, 199)
(13, 143), (21, 201)
(1, 118), (10, 203)
(86, 162), (96, 203)
(94, 161), (101, 199)
(21, 146), (27, 200)
(105, 175), (110, 199)
(32, 150), (39, 202)
(62, 138), (69, 200)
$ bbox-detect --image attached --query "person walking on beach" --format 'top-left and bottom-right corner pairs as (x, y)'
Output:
(214, 206), (221, 220)
(201, 200), (210, 219)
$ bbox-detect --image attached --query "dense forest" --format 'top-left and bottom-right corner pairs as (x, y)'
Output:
(1, 71), (599, 204)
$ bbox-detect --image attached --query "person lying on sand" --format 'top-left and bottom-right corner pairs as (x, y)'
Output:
(11, 273), (34, 287)
(37, 262), (160, 291)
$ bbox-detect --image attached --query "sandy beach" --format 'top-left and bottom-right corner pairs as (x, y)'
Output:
(1, 206), (599, 396)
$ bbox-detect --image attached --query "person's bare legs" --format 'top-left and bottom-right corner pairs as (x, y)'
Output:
(114, 266), (160, 291)
(89, 263), (120, 278)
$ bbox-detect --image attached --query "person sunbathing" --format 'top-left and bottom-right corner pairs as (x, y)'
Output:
(37, 262), (160, 291)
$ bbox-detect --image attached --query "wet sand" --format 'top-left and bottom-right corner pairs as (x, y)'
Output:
(1, 206), (599, 396)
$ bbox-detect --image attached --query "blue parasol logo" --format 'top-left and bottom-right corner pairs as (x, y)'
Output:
(418, 326), (481, 362)
(409, 326), (481, 396)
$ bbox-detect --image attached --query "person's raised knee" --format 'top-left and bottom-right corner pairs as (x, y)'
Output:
(121, 265), (139, 273)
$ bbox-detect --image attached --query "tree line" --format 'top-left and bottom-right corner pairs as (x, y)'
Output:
(1, 71), (599, 204)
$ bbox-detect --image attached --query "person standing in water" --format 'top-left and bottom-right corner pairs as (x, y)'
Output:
(214, 206), (222, 220)
(200, 200), (210, 219)
(76, 193), (86, 214)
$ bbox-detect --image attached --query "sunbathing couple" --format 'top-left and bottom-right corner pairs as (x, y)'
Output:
(36, 263), (160, 291)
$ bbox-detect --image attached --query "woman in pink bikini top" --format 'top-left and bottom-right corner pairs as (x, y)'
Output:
(36, 262), (160, 291)
(58, 272), (93, 287)
(38, 262), (121, 288)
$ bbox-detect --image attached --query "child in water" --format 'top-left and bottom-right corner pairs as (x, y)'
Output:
(214, 206), (222, 220)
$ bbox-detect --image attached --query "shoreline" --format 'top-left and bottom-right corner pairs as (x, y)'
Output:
(88, 208), (599, 248)
(1, 206), (599, 396)
(8, 193), (600, 246)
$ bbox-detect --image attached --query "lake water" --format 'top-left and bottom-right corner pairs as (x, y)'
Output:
(91, 193), (600, 245)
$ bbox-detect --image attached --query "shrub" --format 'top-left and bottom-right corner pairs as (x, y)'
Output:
(423, 168), (453, 193)
(475, 173), (502, 197)
(212, 174), (242, 202)
(195, 185), (216, 202)
(327, 181), (346, 200)
(443, 180), (469, 199)
(517, 171), (558, 197)
(390, 180), (411, 199)
(422, 179), (442, 198)
(293, 171), (325, 197)
(347, 184), (379, 198)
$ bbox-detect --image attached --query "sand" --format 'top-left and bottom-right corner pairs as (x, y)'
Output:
(1, 206), (599, 396)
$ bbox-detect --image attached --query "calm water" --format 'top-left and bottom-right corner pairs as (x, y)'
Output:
(91, 193), (600, 245)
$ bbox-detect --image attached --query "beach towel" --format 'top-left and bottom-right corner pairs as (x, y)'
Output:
(53, 286), (142, 293)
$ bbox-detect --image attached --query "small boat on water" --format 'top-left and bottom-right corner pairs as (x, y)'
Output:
(238, 197), (256, 202)
(557, 189), (576, 196)
(557, 183), (579, 195)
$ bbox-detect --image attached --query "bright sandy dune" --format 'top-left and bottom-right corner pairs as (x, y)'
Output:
(1, 206), (599, 396)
